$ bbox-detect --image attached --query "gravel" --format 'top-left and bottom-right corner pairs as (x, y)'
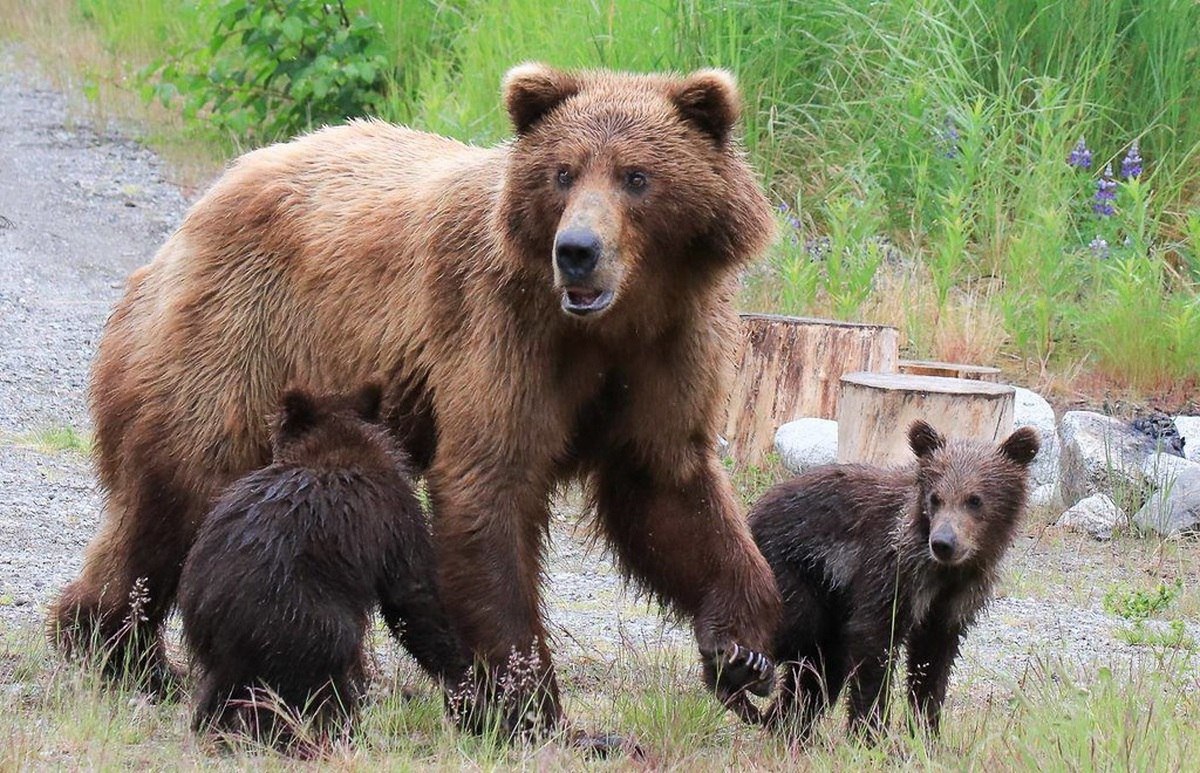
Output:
(0, 54), (1195, 698)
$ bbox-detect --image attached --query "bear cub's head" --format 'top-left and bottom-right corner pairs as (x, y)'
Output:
(908, 420), (1040, 567)
(500, 63), (774, 322)
(270, 382), (396, 472)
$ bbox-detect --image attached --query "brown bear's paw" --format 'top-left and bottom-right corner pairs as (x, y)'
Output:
(444, 657), (562, 741)
(700, 643), (775, 722)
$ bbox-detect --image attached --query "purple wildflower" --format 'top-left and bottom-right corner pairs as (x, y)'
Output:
(1088, 236), (1110, 259)
(937, 115), (959, 159)
(1120, 140), (1142, 179)
(1067, 137), (1092, 170)
(1093, 163), (1116, 217)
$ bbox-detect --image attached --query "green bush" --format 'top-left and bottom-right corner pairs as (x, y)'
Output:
(149, 0), (391, 142)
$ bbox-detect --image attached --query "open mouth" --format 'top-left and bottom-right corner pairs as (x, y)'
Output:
(561, 287), (614, 316)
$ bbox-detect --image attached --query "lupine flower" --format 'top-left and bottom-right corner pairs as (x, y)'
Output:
(937, 115), (959, 159)
(1093, 163), (1116, 217)
(1121, 140), (1142, 179)
(1088, 236), (1110, 259)
(1068, 137), (1092, 170)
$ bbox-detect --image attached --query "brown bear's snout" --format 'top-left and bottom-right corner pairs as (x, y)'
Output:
(929, 524), (959, 563)
(554, 228), (601, 283)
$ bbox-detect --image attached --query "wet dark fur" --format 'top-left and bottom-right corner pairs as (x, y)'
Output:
(748, 421), (1039, 738)
(177, 385), (468, 748)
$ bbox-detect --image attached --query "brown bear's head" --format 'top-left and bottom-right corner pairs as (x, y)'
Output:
(271, 382), (398, 471)
(908, 420), (1039, 567)
(499, 63), (775, 324)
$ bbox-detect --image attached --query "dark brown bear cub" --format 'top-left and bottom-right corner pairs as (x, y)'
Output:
(177, 384), (468, 748)
(748, 420), (1038, 739)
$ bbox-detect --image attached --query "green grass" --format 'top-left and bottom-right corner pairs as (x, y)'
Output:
(1, 426), (91, 454)
(2, 624), (1198, 769)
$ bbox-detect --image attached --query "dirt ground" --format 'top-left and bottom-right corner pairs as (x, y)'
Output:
(1, 56), (1196, 712)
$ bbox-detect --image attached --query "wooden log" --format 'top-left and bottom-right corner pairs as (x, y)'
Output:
(724, 314), (899, 467)
(898, 359), (1001, 382)
(837, 372), (1015, 466)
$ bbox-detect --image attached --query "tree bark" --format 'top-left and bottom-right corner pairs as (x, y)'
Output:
(837, 372), (1015, 466)
(724, 314), (899, 467)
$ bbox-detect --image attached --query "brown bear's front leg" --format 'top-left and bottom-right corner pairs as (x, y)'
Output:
(906, 619), (964, 734)
(593, 447), (782, 712)
(426, 457), (561, 737)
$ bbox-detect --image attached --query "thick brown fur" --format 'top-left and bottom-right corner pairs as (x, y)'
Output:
(177, 384), (469, 749)
(748, 421), (1039, 739)
(50, 64), (782, 732)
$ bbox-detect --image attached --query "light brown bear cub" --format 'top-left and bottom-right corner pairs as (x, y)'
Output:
(51, 63), (781, 735)
(748, 421), (1039, 738)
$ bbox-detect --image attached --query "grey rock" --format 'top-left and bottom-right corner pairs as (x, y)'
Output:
(774, 418), (838, 474)
(1013, 387), (1060, 507)
(1175, 416), (1200, 463)
(1055, 493), (1126, 541)
(1057, 411), (1161, 510)
(1133, 465), (1200, 537)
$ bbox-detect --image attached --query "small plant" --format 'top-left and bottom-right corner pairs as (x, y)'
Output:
(1115, 619), (1196, 651)
(4, 426), (90, 454)
(1103, 580), (1182, 622)
(148, 0), (391, 142)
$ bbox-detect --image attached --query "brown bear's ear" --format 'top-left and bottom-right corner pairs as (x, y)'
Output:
(278, 388), (318, 439)
(503, 62), (580, 135)
(353, 381), (383, 423)
(1000, 426), (1040, 467)
(669, 68), (741, 146)
(909, 420), (945, 459)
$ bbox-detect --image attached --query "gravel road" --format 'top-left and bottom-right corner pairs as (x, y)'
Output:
(1, 56), (1195, 699)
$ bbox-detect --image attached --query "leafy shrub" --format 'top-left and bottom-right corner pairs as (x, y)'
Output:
(149, 0), (391, 142)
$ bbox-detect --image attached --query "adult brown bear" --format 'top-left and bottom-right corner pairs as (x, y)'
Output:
(50, 63), (781, 733)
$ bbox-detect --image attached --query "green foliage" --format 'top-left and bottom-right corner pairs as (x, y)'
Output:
(58, 0), (1200, 390)
(148, 0), (392, 142)
(1103, 579), (1182, 622)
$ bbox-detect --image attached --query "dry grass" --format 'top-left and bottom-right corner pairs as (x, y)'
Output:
(0, 0), (222, 192)
(3, 618), (1199, 770)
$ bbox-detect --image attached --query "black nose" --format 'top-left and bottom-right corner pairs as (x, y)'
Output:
(554, 228), (601, 283)
(929, 531), (957, 562)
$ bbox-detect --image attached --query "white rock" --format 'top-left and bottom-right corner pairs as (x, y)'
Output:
(1030, 482), (1059, 509)
(1057, 411), (1157, 509)
(775, 418), (839, 474)
(1175, 416), (1200, 462)
(1055, 493), (1126, 540)
(1013, 386), (1060, 493)
(1133, 464), (1200, 537)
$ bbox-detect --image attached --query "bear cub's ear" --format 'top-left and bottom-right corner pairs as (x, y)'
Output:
(669, 69), (741, 145)
(277, 388), (319, 439)
(353, 382), (383, 423)
(503, 62), (580, 135)
(1000, 426), (1040, 467)
(909, 420), (945, 459)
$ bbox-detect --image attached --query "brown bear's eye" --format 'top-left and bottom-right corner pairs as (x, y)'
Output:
(555, 167), (574, 188)
(624, 170), (648, 192)
(929, 493), (942, 510)
(966, 494), (983, 509)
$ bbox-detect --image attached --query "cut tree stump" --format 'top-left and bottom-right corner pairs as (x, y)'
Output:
(724, 314), (899, 467)
(898, 359), (1001, 382)
(837, 372), (1015, 466)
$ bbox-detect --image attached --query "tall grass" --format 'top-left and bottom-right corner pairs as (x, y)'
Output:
(1, 0), (1198, 394)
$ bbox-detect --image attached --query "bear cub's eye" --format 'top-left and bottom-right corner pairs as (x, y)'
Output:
(624, 170), (648, 192)
(556, 167), (574, 188)
(966, 494), (983, 509)
(929, 493), (942, 510)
